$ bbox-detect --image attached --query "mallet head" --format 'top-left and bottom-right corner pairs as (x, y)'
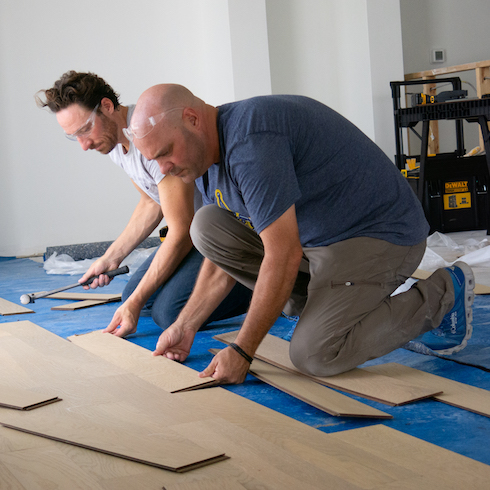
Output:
(20, 294), (33, 305)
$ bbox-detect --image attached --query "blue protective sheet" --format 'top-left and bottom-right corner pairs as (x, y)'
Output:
(1, 257), (490, 466)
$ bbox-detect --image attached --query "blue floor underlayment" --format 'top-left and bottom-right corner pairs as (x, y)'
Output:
(2, 256), (490, 466)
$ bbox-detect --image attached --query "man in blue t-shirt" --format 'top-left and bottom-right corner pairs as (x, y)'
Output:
(128, 84), (475, 384)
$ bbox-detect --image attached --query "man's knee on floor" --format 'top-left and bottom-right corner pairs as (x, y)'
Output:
(151, 303), (181, 331)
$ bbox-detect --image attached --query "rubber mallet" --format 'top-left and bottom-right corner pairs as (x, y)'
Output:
(20, 266), (129, 304)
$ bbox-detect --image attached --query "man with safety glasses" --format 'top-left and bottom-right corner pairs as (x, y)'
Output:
(36, 72), (252, 344)
(126, 83), (475, 385)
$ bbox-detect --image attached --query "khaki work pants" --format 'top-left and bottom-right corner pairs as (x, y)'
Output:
(191, 205), (454, 376)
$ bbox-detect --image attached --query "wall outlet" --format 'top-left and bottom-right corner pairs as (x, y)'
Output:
(431, 48), (446, 63)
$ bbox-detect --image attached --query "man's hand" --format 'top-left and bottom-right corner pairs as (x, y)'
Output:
(199, 347), (250, 384)
(153, 323), (197, 362)
(80, 257), (120, 290)
(103, 302), (139, 337)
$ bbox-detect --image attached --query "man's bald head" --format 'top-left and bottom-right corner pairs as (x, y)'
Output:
(132, 84), (201, 129)
(129, 84), (220, 183)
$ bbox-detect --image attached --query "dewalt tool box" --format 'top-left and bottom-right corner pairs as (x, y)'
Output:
(391, 77), (490, 234)
(405, 155), (489, 233)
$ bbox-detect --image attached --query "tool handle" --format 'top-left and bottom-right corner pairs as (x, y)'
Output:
(81, 265), (130, 286)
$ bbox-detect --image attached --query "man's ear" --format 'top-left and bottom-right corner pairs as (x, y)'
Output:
(182, 107), (199, 128)
(100, 97), (115, 114)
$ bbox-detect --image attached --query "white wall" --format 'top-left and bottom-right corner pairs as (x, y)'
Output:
(0, 0), (236, 257)
(400, 0), (490, 73)
(265, 0), (404, 159)
(1, 0), (404, 257)
(400, 0), (490, 154)
(228, 0), (272, 100)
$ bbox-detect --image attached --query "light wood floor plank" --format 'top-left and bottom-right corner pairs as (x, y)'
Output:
(43, 292), (122, 301)
(1, 445), (108, 490)
(0, 298), (33, 316)
(329, 424), (490, 489)
(364, 362), (490, 418)
(51, 299), (112, 310)
(68, 330), (217, 392)
(1, 414), (227, 473)
(162, 476), (247, 489)
(210, 348), (391, 419)
(0, 385), (60, 411)
(0, 321), (228, 474)
(214, 331), (442, 405)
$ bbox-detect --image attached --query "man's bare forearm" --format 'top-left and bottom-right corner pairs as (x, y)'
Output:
(234, 249), (300, 356)
(124, 230), (193, 310)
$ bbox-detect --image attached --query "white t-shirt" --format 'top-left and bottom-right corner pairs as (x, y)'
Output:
(109, 105), (164, 204)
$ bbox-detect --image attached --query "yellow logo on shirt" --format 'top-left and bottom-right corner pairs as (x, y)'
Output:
(215, 189), (254, 229)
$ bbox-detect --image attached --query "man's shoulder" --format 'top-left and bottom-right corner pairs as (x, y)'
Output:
(221, 94), (313, 113)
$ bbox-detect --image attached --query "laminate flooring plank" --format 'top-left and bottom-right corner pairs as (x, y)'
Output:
(1, 444), (108, 490)
(0, 298), (33, 316)
(328, 424), (490, 490)
(0, 424), (243, 490)
(68, 330), (217, 392)
(171, 418), (362, 490)
(51, 299), (112, 310)
(162, 477), (247, 490)
(0, 385), (60, 410)
(250, 359), (391, 419)
(43, 292), (122, 301)
(363, 362), (490, 418)
(209, 348), (391, 419)
(1, 414), (228, 473)
(214, 331), (441, 405)
(176, 390), (437, 489)
(0, 321), (228, 473)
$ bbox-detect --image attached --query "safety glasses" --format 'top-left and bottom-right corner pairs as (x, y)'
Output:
(123, 107), (183, 141)
(65, 103), (100, 141)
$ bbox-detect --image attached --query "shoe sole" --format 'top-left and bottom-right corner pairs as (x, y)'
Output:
(434, 260), (475, 355)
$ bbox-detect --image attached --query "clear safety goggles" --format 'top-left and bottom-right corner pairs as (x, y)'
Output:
(123, 107), (183, 141)
(65, 103), (100, 141)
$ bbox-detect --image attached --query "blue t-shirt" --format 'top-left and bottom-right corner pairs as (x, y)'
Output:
(196, 95), (429, 248)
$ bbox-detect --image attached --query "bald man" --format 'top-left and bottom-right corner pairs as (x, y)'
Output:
(37, 73), (252, 347)
(127, 83), (475, 385)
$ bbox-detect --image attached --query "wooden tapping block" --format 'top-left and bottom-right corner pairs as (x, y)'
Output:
(0, 385), (61, 411)
(412, 269), (490, 295)
(209, 348), (391, 419)
(68, 330), (217, 393)
(0, 411), (228, 473)
(0, 298), (34, 316)
(214, 331), (443, 406)
(363, 363), (490, 418)
(51, 299), (114, 311)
